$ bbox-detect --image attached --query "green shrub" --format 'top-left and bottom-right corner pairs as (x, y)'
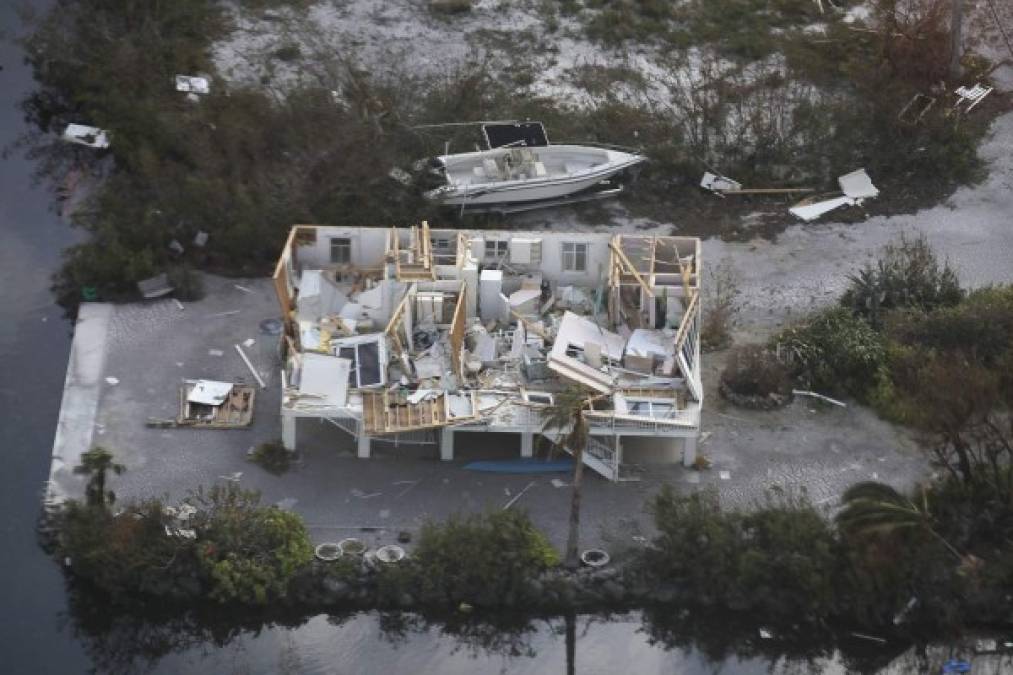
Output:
(841, 234), (963, 329)
(720, 345), (792, 399)
(648, 487), (839, 621)
(772, 307), (885, 397)
(429, 0), (473, 14)
(56, 498), (187, 598)
(191, 483), (313, 604)
(886, 285), (1013, 366)
(411, 510), (558, 607)
(249, 440), (292, 475)
(167, 265), (205, 302)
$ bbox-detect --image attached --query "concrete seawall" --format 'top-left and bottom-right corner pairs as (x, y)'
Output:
(47, 303), (113, 504)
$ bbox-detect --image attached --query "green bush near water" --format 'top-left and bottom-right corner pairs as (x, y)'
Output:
(407, 510), (560, 607)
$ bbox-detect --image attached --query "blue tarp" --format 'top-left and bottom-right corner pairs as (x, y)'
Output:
(462, 459), (574, 474)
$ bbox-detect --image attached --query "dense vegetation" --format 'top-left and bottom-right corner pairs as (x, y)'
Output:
(18, 0), (996, 308)
(50, 457), (314, 605)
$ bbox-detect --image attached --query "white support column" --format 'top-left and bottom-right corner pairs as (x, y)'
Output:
(682, 435), (697, 468)
(282, 414), (297, 450)
(357, 421), (371, 459)
(440, 427), (455, 461)
(520, 432), (534, 458)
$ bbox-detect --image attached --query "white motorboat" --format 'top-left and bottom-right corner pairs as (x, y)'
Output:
(421, 122), (646, 207)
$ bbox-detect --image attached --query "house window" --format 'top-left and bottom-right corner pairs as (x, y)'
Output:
(330, 237), (352, 264)
(485, 240), (508, 259)
(561, 242), (587, 272)
(432, 237), (453, 251)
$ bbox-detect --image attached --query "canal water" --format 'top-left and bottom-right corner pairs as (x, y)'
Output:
(0, 2), (1005, 673)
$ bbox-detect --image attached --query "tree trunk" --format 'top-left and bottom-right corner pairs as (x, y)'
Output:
(950, 0), (964, 80)
(565, 611), (576, 675)
(564, 445), (585, 569)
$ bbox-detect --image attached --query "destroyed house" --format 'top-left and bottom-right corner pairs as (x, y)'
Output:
(273, 224), (703, 480)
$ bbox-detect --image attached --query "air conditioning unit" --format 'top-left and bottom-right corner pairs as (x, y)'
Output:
(509, 238), (542, 265)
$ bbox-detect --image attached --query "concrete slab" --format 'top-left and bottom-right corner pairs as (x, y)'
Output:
(48, 273), (929, 553)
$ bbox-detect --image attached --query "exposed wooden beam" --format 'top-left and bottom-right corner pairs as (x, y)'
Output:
(609, 239), (654, 298)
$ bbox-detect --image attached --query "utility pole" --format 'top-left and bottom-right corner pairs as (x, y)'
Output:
(950, 0), (964, 80)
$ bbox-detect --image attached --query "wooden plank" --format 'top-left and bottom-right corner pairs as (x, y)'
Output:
(609, 240), (654, 297)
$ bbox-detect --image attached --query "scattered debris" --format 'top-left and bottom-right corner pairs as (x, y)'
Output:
(193, 231), (209, 247)
(580, 549), (610, 567)
(850, 632), (887, 644)
(375, 545), (406, 563)
(502, 481), (535, 510)
(208, 309), (241, 318)
(550, 478), (569, 488)
(759, 628), (773, 639)
(234, 284), (253, 293)
(168, 240), (185, 256)
(953, 83), (993, 114)
(974, 638), (998, 653)
(700, 171), (742, 194)
(178, 380), (255, 428)
(274, 225), (706, 480)
(789, 168), (879, 222)
(792, 390), (847, 407)
(137, 273), (174, 299)
(218, 472), (243, 482)
(208, 348), (224, 357)
(893, 596), (918, 625)
(350, 488), (382, 499)
(61, 123), (110, 149)
(234, 343), (267, 389)
(719, 470), (730, 480)
(315, 542), (342, 561)
(701, 170), (814, 197)
(388, 167), (413, 185)
(173, 299), (185, 311)
(242, 338), (255, 348)
(898, 93), (936, 124)
(104, 376), (119, 385)
(174, 74), (210, 95)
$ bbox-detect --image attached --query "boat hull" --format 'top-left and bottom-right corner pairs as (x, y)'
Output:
(425, 145), (645, 206)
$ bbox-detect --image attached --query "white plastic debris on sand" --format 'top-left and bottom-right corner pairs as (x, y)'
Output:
(62, 124), (110, 149)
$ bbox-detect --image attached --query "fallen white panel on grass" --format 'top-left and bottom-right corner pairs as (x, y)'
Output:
(789, 196), (855, 222)
(62, 124), (110, 149)
(838, 168), (879, 200)
(175, 75), (210, 95)
(700, 171), (742, 193)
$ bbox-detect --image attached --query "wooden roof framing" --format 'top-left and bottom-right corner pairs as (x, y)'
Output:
(361, 390), (480, 435)
(392, 221), (437, 281)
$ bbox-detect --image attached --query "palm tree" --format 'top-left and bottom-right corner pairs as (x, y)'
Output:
(73, 446), (125, 509)
(836, 481), (962, 561)
(541, 387), (594, 569)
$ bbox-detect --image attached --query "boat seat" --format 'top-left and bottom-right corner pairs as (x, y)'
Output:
(472, 166), (486, 178)
(533, 161), (547, 177)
